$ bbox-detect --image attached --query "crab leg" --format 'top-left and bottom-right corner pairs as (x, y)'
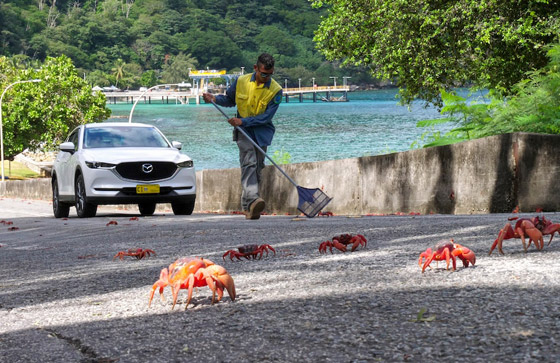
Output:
(419, 248), (432, 270)
(195, 268), (218, 304)
(541, 223), (560, 246)
(148, 268), (170, 307)
(169, 274), (195, 310)
(421, 250), (435, 273)
(490, 223), (515, 255)
(441, 248), (455, 271)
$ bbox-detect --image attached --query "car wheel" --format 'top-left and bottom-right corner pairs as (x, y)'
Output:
(171, 200), (195, 215)
(138, 202), (156, 216)
(52, 178), (70, 218)
(75, 174), (97, 218)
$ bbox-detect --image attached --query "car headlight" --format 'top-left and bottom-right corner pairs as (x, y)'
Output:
(85, 161), (116, 169)
(177, 160), (193, 168)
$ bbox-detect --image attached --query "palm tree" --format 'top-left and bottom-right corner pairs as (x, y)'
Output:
(111, 58), (126, 87)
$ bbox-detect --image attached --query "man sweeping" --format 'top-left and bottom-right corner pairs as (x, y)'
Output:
(202, 53), (283, 220)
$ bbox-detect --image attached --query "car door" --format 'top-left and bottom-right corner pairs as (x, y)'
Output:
(57, 127), (81, 197)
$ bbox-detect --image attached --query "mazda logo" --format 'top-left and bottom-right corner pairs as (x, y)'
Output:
(142, 163), (153, 174)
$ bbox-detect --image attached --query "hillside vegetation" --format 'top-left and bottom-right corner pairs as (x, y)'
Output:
(0, 0), (375, 88)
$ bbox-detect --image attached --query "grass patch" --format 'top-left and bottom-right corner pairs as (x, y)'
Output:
(1, 160), (42, 180)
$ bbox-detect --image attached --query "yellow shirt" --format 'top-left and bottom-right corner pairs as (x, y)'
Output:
(235, 73), (282, 118)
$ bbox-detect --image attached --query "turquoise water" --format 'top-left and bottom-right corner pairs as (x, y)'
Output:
(107, 89), (448, 170)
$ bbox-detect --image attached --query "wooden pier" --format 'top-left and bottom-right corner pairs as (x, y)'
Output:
(102, 85), (351, 104)
(283, 86), (350, 102)
(103, 90), (200, 105)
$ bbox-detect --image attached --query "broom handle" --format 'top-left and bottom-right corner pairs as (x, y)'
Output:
(210, 100), (299, 187)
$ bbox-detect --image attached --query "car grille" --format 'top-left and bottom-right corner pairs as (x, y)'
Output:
(115, 162), (177, 181)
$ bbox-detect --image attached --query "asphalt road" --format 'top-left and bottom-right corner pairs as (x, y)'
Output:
(1, 198), (560, 362)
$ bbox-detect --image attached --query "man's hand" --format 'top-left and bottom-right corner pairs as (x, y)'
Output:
(228, 117), (242, 127)
(202, 93), (215, 103)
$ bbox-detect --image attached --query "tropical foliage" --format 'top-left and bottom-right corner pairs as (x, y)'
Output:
(0, 55), (111, 158)
(412, 43), (560, 148)
(0, 0), (376, 88)
(312, 0), (560, 106)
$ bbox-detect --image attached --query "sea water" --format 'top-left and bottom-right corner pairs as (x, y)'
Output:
(107, 89), (450, 171)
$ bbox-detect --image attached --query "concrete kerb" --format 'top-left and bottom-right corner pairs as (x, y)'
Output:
(1, 132), (559, 214)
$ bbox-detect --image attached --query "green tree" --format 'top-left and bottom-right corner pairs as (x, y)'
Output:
(255, 25), (297, 56)
(312, 0), (560, 106)
(86, 69), (111, 87)
(0, 55), (111, 158)
(122, 62), (143, 89)
(160, 53), (198, 83)
(140, 70), (158, 87)
(413, 43), (560, 148)
(111, 58), (126, 87)
(185, 29), (243, 69)
(1, 0), (360, 88)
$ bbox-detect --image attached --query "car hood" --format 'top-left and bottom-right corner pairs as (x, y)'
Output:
(81, 148), (192, 163)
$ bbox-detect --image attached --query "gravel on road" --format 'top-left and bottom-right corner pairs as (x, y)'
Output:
(0, 198), (559, 362)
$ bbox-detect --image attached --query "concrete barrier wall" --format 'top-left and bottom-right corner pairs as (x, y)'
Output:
(2, 133), (559, 214)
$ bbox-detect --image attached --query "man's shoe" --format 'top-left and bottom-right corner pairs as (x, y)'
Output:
(246, 198), (265, 220)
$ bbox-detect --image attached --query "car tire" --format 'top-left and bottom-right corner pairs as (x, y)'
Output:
(138, 202), (156, 216)
(52, 178), (70, 218)
(75, 174), (97, 218)
(171, 200), (195, 215)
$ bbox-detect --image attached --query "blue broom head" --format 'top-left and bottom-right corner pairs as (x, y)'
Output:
(297, 186), (332, 218)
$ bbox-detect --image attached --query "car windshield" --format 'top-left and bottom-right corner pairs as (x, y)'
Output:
(83, 126), (170, 149)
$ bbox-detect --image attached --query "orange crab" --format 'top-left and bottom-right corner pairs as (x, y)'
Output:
(490, 215), (560, 255)
(490, 217), (544, 255)
(223, 244), (276, 261)
(419, 239), (476, 273)
(319, 234), (367, 253)
(148, 257), (235, 309)
(113, 248), (156, 260)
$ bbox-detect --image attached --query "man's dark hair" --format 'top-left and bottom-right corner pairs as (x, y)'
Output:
(257, 53), (275, 70)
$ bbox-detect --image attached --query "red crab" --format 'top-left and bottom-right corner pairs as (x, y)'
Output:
(113, 248), (156, 260)
(419, 239), (476, 273)
(490, 217), (543, 255)
(223, 244), (276, 261)
(148, 257), (236, 309)
(490, 215), (560, 255)
(318, 234), (367, 253)
(106, 220), (118, 226)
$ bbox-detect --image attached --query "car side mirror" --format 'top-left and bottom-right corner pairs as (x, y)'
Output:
(59, 141), (75, 154)
(171, 141), (182, 150)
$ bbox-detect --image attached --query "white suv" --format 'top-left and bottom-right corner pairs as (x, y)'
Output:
(52, 123), (196, 218)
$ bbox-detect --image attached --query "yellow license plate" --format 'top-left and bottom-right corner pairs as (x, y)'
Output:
(136, 184), (160, 194)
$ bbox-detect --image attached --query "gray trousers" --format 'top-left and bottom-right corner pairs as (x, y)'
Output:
(236, 130), (266, 211)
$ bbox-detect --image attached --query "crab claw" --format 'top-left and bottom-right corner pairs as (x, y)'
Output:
(318, 241), (329, 253)
(350, 234), (367, 251)
(452, 243), (476, 267)
(262, 244), (276, 257)
(517, 220), (544, 251)
(331, 238), (347, 252)
(206, 264), (236, 303)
